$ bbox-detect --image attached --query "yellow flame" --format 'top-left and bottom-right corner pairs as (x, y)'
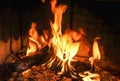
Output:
(89, 37), (101, 68)
(26, 0), (101, 77)
(48, 0), (81, 74)
(93, 37), (101, 60)
(79, 37), (101, 80)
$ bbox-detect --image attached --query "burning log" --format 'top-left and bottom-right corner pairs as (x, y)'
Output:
(10, 46), (50, 73)
(0, 46), (51, 81)
(1, 0), (120, 80)
(6, 59), (120, 81)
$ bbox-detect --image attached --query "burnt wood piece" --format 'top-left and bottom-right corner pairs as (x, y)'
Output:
(0, 46), (51, 81)
(11, 46), (50, 73)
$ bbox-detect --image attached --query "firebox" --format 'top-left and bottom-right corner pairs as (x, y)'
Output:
(0, 0), (120, 81)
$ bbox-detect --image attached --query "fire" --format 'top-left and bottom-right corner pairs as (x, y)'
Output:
(26, 22), (48, 56)
(89, 37), (101, 68)
(26, 0), (81, 75)
(25, 0), (101, 79)
(92, 37), (101, 60)
(79, 37), (101, 81)
(47, 0), (81, 74)
(26, 22), (40, 56)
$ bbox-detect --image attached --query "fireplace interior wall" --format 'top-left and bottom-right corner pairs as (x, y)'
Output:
(0, 1), (120, 75)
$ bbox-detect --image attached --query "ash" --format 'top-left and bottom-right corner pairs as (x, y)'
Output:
(8, 65), (72, 81)
(5, 53), (120, 81)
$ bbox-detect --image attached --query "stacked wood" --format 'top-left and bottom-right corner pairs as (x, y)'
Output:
(0, 46), (51, 81)
(0, 46), (120, 81)
(7, 61), (120, 81)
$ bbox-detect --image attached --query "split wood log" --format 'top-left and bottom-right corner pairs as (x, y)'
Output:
(0, 46), (51, 80)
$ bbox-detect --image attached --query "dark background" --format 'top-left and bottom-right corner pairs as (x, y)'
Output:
(0, 0), (120, 33)
(77, 1), (120, 35)
(0, 0), (120, 47)
(0, 0), (120, 51)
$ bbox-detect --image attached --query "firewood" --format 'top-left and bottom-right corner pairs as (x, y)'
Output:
(11, 46), (51, 72)
(0, 46), (51, 81)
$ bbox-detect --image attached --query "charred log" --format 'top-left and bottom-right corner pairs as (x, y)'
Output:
(0, 45), (120, 80)
(11, 46), (50, 73)
(0, 46), (51, 81)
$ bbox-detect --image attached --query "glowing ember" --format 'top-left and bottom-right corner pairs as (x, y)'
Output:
(22, 69), (32, 78)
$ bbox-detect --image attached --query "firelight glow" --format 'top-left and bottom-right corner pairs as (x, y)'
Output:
(79, 37), (101, 81)
(48, 0), (81, 74)
(26, 22), (40, 56)
(25, 0), (101, 79)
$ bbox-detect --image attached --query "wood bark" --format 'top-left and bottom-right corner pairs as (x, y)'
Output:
(0, 46), (51, 80)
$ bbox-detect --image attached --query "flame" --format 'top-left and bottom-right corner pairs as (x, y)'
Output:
(79, 37), (101, 80)
(79, 71), (100, 81)
(47, 0), (81, 74)
(89, 37), (101, 69)
(25, 0), (101, 78)
(26, 22), (40, 56)
(26, 22), (48, 56)
(92, 37), (101, 60)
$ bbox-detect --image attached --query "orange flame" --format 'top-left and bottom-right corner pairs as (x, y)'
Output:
(48, 0), (81, 74)
(26, 22), (40, 56)
(26, 22), (48, 56)
(25, 0), (101, 78)
(79, 38), (101, 80)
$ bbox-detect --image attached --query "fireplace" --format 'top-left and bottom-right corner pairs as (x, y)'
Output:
(0, 0), (120, 81)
